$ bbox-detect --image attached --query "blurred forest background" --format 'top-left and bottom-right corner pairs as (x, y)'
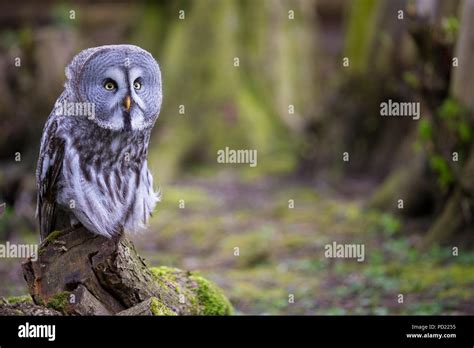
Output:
(0, 0), (473, 314)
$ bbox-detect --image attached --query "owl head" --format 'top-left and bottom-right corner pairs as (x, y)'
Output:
(65, 44), (162, 131)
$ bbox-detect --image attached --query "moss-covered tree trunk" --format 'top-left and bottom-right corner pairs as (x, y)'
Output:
(133, 0), (319, 182)
(424, 0), (474, 245)
(368, 0), (460, 219)
(304, 0), (419, 180)
(13, 227), (233, 316)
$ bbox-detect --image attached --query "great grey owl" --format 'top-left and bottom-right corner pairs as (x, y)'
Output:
(36, 44), (162, 240)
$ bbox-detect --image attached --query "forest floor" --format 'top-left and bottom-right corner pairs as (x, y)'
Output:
(1, 171), (473, 314)
(132, 172), (474, 315)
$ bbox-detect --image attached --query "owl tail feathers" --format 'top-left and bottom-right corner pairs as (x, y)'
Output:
(65, 185), (161, 238)
(39, 203), (72, 242)
(148, 187), (161, 219)
(119, 187), (160, 236)
(154, 187), (162, 205)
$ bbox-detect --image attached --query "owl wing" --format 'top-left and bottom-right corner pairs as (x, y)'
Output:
(36, 116), (66, 241)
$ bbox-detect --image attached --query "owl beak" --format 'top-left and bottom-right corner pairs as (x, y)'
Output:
(123, 95), (131, 112)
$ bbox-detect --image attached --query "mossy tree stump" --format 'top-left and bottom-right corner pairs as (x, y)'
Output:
(19, 226), (233, 315)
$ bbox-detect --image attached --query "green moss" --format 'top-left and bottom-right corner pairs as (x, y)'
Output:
(344, 0), (380, 74)
(7, 295), (33, 304)
(150, 297), (177, 316)
(400, 263), (474, 293)
(150, 266), (199, 312)
(150, 266), (233, 315)
(43, 230), (63, 244)
(150, 266), (185, 298)
(150, 266), (179, 283)
(46, 291), (71, 313)
(190, 273), (234, 315)
(34, 296), (45, 306)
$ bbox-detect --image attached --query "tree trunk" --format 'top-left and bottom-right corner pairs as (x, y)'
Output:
(424, 0), (474, 245)
(15, 227), (233, 316)
(368, 0), (461, 222)
(425, 144), (474, 245)
(451, 0), (474, 110)
(303, 0), (415, 179)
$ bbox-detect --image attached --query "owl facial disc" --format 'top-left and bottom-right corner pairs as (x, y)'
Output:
(69, 45), (162, 132)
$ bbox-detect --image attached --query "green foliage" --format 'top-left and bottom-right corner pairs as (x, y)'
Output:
(416, 98), (472, 190)
(378, 214), (401, 236)
(458, 122), (472, 142)
(403, 71), (421, 90)
(439, 97), (464, 120)
(438, 97), (472, 142)
(418, 119), (432, 141)
(429, 154), (454, 189)
(441, 16), (460, 43)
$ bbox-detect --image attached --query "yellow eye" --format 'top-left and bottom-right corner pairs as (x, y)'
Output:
(104, 81), (116, 90)
(133, 81), (142, 90)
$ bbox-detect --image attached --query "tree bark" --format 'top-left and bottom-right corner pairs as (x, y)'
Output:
(424, 0), (474, 245)
(0, 298), (61, 316)
(425, 144), (474, 245)
(18, 226), (233, 316)
(451, 0), (474, 110)
(368, 0), (462, 224)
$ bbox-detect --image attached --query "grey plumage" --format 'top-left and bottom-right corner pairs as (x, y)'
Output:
(36, 45), (162, 240)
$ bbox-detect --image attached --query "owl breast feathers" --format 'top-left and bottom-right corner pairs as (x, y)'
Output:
(36, 45), (162, 240)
